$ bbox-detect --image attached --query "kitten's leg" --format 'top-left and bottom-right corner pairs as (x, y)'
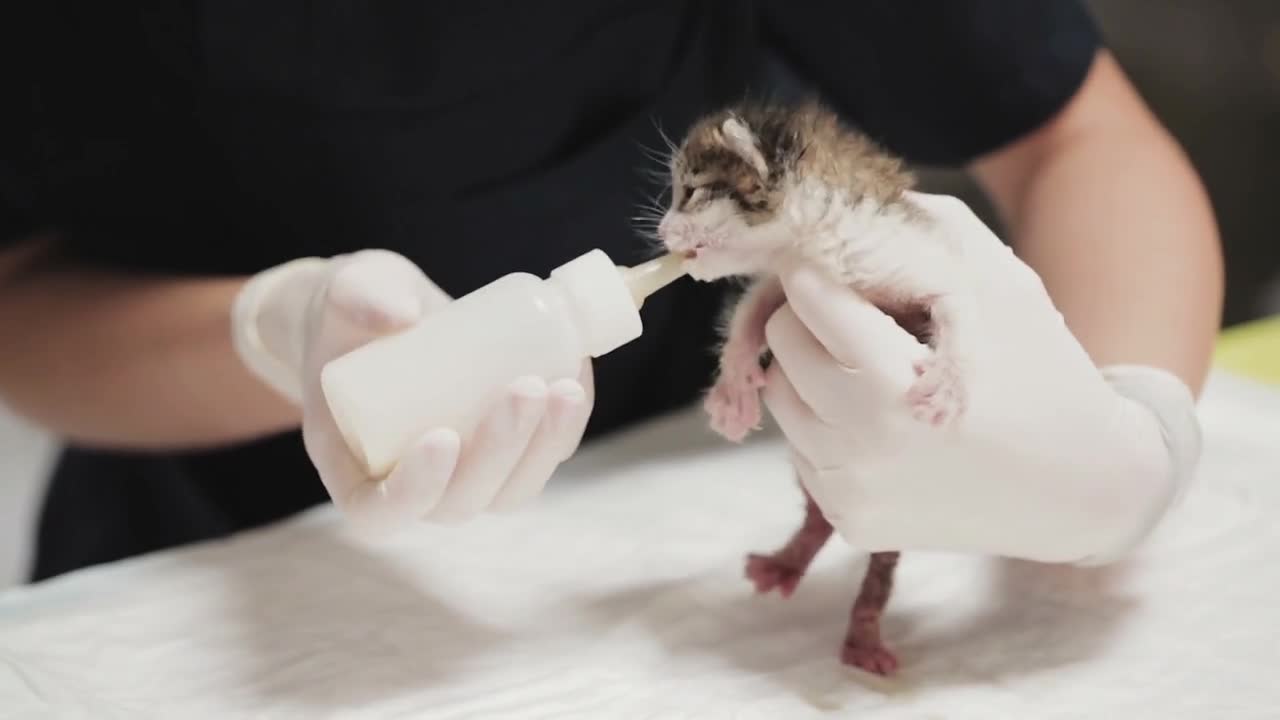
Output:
(705, 275), (786, 442)
(840, 204), (974, 427)
(744, 483), (833, 597)
(904, 292), (973, 427)
(841, 551), (901, 675)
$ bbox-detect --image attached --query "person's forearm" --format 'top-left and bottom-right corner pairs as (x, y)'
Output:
(988, 128), (1220, 396)
(972, 53), (1223, 397)
(0, 238), (301, 448)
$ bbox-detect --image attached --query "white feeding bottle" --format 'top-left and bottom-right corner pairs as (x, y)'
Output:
(319, 249), (687, 478)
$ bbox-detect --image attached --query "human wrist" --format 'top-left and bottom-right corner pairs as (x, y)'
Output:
(231, 257), (328, 404)
(1070, 364), (1202, 566)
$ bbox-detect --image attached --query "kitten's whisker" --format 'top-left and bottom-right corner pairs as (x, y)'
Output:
(630, 204), (665, 218)
(627, 219), (663, 237)
(637, 141), (671, 159)
(638, 167), (671, 183)
(629, 208), (665, 222)
(635, 196), (668, 213)
(637, 150), (670, 168)
(653, 118), (679, 155)
(641, 187), (670, 205)
(635, 136), (674, 166)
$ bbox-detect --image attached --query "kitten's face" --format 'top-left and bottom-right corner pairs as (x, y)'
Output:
(658, 116), (790, 280)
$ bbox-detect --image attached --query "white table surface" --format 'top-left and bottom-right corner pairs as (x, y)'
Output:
(1, 369), (1278, 719)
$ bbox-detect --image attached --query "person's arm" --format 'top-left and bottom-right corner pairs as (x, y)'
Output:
(0, 236), (594, 528)
(969, 49), (1223, 397)
(0, 233), (301, 449)
(757, 4), (1220, 396)
(753, 3), (1205, 565)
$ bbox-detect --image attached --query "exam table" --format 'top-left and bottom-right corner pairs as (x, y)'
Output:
(1, 368), (1278, 719)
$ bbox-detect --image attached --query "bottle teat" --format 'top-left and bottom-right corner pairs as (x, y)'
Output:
(620, 252), (687, 308)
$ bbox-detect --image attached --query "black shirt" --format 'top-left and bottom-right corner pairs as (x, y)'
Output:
(1, 1), (1101, 581)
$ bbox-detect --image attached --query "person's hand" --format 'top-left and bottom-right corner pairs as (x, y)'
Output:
(231, 250), (592, 534)
(762, 193), (1202, 565)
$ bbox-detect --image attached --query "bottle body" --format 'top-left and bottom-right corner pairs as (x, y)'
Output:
(321, 273), (591, 477)
(319, 248), (684, 478)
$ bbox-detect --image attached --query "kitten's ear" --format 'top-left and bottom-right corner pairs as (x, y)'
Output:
(721, 117), (769, 177)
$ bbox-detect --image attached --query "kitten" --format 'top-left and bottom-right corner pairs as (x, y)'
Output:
(651, 99), (969, 675)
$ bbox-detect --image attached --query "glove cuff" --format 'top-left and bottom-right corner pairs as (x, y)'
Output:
(1073, 364), (1203, 566)
(231, 257), (327, 405)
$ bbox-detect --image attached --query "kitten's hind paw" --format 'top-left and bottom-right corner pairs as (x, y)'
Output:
(906, 355), (965, 427)
(841, 641), (899, 676)
(704, 367), (765, 442)
(744, 552), (806, 597)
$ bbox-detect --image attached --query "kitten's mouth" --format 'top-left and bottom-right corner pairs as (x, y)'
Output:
(679, 242), (711, 260)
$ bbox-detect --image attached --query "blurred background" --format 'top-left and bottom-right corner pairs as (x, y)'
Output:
(925, 0), (1280, 327)
(1, 0), (1276, 589)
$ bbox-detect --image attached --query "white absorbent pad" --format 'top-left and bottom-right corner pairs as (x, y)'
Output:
(1, 370), (1278, 719)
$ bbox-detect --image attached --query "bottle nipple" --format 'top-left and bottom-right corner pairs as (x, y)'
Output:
(620, 252), (687, 308)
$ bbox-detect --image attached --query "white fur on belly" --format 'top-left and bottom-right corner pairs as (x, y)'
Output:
(782, 178), (955, 298)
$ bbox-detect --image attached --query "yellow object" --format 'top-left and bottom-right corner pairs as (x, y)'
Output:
(1214, 314), (1280, 385)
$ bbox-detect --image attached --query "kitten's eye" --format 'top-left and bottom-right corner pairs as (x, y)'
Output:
(734, 177), (759, 195)
(706, 181), (731, 195)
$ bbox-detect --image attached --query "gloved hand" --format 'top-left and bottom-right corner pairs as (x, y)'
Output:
(231, 250), (592, 534)
(761, 193), (1202, 565)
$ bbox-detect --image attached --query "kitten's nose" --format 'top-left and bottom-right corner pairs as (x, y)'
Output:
(661, 214), (695, 240)
(658, 214), (680, 245)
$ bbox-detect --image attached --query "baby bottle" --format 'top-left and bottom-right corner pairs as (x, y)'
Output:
(320, 249), (687, 477)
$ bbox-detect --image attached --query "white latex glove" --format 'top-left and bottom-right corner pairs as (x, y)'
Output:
(232, 250), (592, 534)
(761, 193), (1202, 565)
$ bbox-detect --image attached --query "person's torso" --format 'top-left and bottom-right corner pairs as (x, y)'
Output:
(12, 1), (750, 277)
(13, 1), (760, 578)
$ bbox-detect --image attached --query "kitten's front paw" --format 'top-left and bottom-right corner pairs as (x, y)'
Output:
(906, 355), (965, 427)
(744, 552), (805, 597)
(704, 366), (765, 442)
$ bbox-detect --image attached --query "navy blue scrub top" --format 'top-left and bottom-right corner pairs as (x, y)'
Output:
(0, 1), (1101, 580)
